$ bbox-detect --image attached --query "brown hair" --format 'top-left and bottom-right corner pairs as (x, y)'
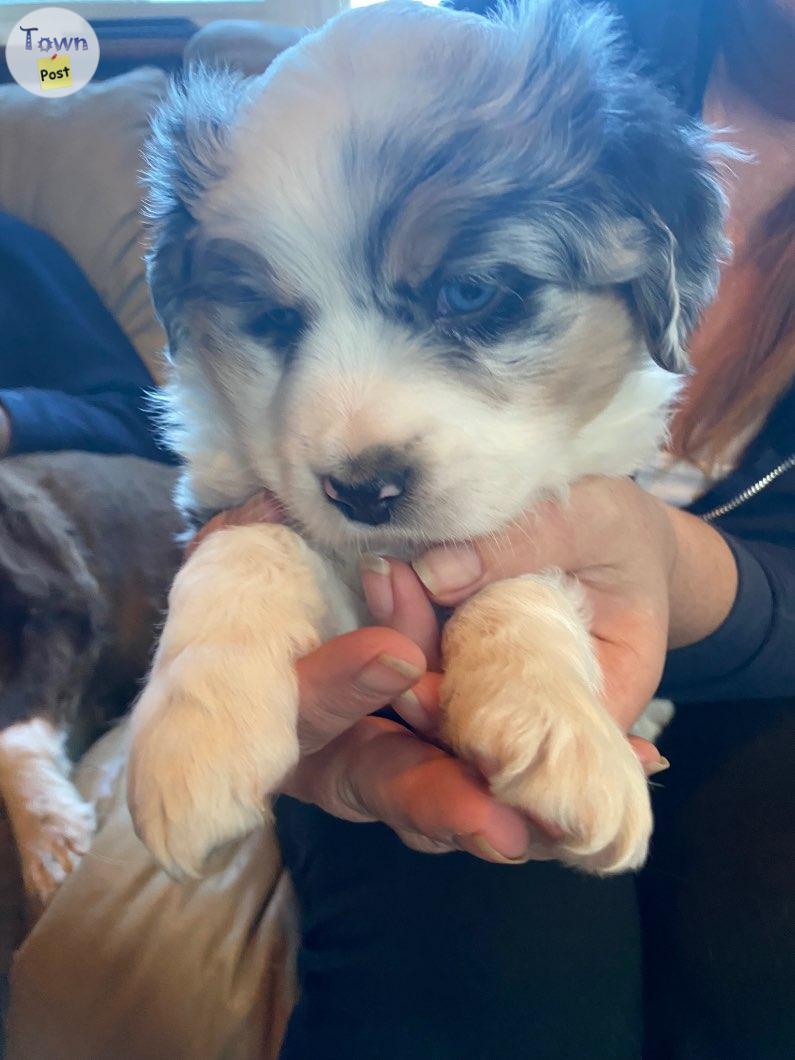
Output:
(671, 185), (795, 466)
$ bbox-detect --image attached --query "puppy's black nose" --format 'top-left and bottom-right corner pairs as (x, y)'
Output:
(322, 464), (409, 526)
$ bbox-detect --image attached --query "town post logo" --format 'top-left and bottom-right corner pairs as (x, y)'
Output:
(5, 8), (100, 98)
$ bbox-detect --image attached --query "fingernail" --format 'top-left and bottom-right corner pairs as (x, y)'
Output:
(646, 756), (671, 776)
(412, 545), (482, 597)
(457, 834), (530, 865)
(394, 689), (432, 732)
(360, 554), (394, 621)
(357, 654), (423, 695)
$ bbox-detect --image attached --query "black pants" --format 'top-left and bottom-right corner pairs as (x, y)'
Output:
(275, 701), (794, 1059)
(639, 700), (795, 1059)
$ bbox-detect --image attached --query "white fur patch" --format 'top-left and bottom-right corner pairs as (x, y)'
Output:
(0, 718), (96, 907)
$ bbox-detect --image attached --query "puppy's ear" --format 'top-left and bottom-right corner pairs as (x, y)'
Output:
(142, 66), (247, 353)
(613, 113), (732, 374)
(630, 217), (690, 374)
(489, 0), (730, 374)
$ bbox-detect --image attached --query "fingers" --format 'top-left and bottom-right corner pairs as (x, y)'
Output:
(408, 477), (644, 605)
(592, 622), (668, 730)
(295, 628), (426, 754)
(628, 736), (671, 776)
(361, 556), (442, 668)
(185, 490), (285, 558)
(285, 716), (534, 863)
(359, 556), (443, 729)
(392, 671), (442, 735)
(410, 499), (576, 606)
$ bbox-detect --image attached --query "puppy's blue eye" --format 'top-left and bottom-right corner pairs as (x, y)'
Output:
(438, 276), (500, 316)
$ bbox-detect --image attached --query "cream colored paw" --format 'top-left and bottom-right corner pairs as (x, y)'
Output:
(127, 522), (328, 877)
(492, 708), (650, 874)
(128, 674), (299, 878)
(443, 664), (652, 874)
(441, 576), (653, 875)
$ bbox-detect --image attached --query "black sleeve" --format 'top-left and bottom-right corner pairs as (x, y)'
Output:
(659, 533), (795, 702)
(1, 386), (174, 464)
(0, 213), (174, 463)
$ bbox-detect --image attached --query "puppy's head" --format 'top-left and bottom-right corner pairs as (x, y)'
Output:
(145, 0), (728, 550)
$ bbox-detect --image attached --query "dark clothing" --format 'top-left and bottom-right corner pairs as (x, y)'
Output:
(276, 4), (794, 1056)
(640, 703), (795, 1059)
(276, 801), (645, 1060)
(642, 385), (795, 1058)
(661, 388), (795, 703)
(0, 213), (173, 463)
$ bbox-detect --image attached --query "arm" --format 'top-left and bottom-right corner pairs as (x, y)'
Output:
(0, 213), (170, 462)
(0, 387), (174, 463)
(661, 530), (795, 702)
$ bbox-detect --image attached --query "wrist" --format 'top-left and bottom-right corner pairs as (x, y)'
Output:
(664, 505), (739, 649)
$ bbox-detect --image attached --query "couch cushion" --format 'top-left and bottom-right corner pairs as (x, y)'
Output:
(184, 21), (306, 76)
(0, 68), (168, 382)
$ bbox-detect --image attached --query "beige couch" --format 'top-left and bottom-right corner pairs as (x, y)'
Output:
(0, 36), (304, 1060)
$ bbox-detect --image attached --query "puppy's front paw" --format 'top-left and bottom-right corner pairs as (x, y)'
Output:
(491, 706), (650, 875)
(128, 670), (299, 878)
(441, 578), (652, 875)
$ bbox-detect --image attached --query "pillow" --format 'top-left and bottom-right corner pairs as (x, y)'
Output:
(184, 21), (306, 77)
(0, 68), (168, 383)
(6, 723), (297, 1060)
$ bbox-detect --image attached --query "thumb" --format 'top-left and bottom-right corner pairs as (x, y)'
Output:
(296, 628), (426, 754)
(361, 556), (442, 670)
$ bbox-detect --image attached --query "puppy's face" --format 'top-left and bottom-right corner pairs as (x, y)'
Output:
(147, 1), (727, 550)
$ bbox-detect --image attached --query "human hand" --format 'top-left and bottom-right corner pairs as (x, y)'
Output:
(282, 538), (668, 869)
(405, 474), (737, 732)
(359, 552), (669, 774)
(284, 624), (542, 862)
(352, 475), (738, 869)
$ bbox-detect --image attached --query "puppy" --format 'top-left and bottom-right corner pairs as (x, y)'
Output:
(129, 0), (728, 877)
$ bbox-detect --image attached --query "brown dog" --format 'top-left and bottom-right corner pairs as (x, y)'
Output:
(0, 453), (180, 909)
